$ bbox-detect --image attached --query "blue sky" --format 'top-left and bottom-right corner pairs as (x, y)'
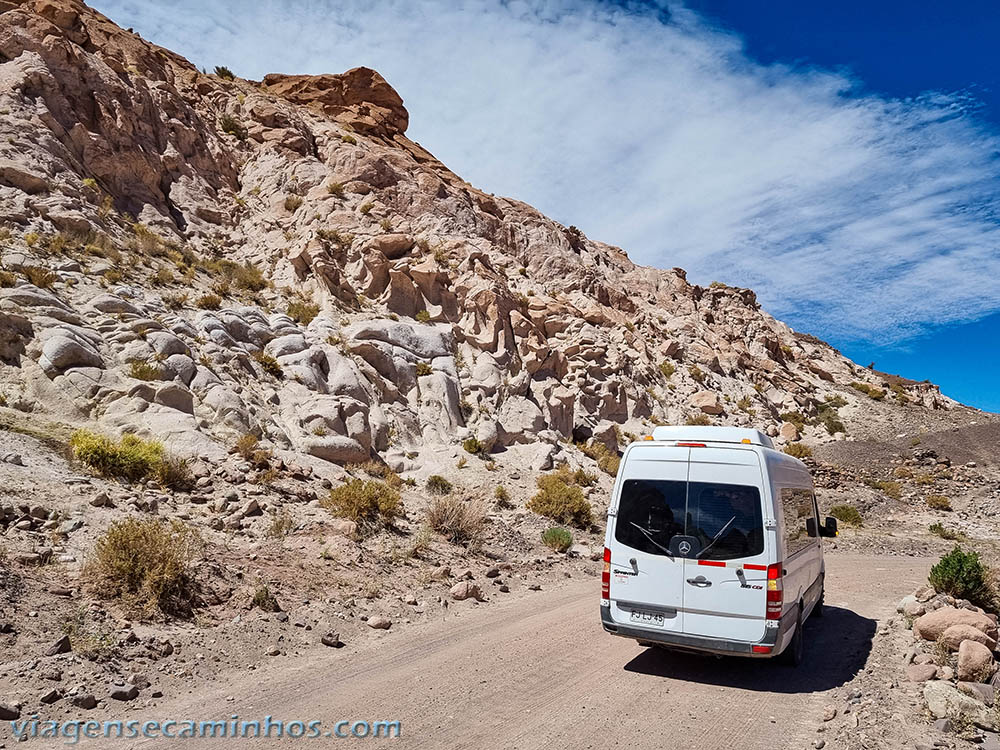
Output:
(91, 0), (1000, 411)
(685, 0), (1000, 410)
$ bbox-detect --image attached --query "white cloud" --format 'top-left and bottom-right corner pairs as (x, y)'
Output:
(91, 0), (1000, 342)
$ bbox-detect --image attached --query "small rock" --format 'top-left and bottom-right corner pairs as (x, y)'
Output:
(109, 683), (139, 701)
(449, 582), (484, 602)
(821, 706), (837, 722)
(70, 694), (97, 710)
(44, 635), (71, 656)
(40, 688), (62, 704)
(321, 632), (344, 648)
(429, 566), (451, 580)
(0, 702), (20, 720)
(906, 664), (938, 683)
(367, 616), (392, 630)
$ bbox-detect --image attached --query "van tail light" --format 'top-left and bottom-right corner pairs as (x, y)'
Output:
(676, 442), (706, 447)
(752, 645), (772, 654)
(765, 562), (783, 620)
(601, 547), (611, 602)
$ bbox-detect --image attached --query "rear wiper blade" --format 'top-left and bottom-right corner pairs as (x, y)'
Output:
(628, 522), (674, 559)
(697, 516), (736, 559)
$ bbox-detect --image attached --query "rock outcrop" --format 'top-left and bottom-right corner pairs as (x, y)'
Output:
(0, 0), (963, 467)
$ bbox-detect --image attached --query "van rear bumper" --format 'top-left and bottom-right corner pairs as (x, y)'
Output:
(600, 604), (794, 657)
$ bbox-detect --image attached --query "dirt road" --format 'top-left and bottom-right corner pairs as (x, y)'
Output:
(82, 552), (928, 750)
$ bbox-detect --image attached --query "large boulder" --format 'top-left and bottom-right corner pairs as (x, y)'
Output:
(688, 391), (723, 415)
(958, 640), (996, 683)
(779, 421), (800, 441)
(914, 607), (999, 642)
(941, 623), (998, 652)
(39, 335), (103, 376)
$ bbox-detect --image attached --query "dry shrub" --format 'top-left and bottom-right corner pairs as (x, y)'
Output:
(252, 350), (283, 378)
(321, 480), (402, 535)
(426, 474), (453, 495)
(87, 518), (201, 617)
(578, 440), (620, 476)
(783, 443), (813, 459)
(528, 471), (593, 528)
(287, 300), (319, 325)
(927, 495), (952, 511)
(426, 495), (486, 546)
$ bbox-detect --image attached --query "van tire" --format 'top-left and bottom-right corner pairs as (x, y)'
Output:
(780, 608), (804, 666)
(813, 585), (825, 618)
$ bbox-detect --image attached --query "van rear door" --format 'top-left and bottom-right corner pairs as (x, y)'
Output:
(607, 446), (689, 635)
(681, 449), (770, 643)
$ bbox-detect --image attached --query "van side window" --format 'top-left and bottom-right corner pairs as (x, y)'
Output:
(781, 487), (818, 557)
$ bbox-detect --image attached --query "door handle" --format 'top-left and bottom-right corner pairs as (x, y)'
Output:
(686, 576), (712, 587)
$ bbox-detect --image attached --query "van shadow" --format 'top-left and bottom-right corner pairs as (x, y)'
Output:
(622, 606), (875, 694)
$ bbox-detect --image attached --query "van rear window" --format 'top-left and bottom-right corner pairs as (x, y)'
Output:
(615, 479), (764, 561)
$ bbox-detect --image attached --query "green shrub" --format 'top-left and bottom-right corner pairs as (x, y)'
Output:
(929, 523), (964, 541)
(658, 361), (675, 379)
(0, 270), (16, 287)
(736, 396), (754, 414)
(688, 365), (705, 383)
(783, 443), (813, 459)
(426, 496), (485, 546)
(686, 413), (712, 426)
(494, 485), (513, 508)
(426, 475), (453, 495)
(320, 480), (402, 535)
(541, 527), (573, 553)
(578, 440), (620, 476)
(218, 113), (247, 140)
(341, 134), (358, 145)
(284, 195), (303, 212)
(528, 472), (593, 528)
(415, 310), (431, 323)
(327, 182), (345, 197)
(253, 351), (283, 378)
(71, 430), (163, 482)
(251, 581), (279, 611)
(87, 518), (201, 616)
(829, 504), (863, 527)
(927, 494), (952, 511)
(128, 360), (159, 381)
(929, 546), (994, 610)
(359, 201), (373, 214)
(462, 437), (484, 455)
(196, 293), (221, 310)
(415, 362), (432, 376)
(214, 65), (235, 79)
(286, 299), (319, 325)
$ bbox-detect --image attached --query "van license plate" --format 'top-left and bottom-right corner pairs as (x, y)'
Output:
(630, 609), (664, 627)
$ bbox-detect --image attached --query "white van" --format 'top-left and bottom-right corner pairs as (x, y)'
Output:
(600, 426), (837, 665)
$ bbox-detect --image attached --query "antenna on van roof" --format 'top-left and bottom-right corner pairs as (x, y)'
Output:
(649, 426), (775, 449)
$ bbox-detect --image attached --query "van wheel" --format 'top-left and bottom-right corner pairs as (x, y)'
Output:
(781, 609), (804, 666)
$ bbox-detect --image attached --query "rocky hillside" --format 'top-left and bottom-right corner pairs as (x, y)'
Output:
(3, 0), (1000, 729)
(0, 0), (975, 472)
